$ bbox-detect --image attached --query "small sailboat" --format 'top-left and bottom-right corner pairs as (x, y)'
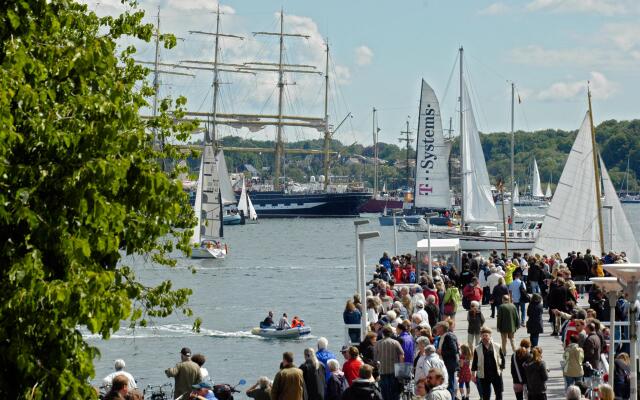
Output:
(191, 145), (227, 259)
(533, 90), (640, 260)
(531, 158), (544, 198)
(545, 183), (552, 199)
(237, 178), (258, 223)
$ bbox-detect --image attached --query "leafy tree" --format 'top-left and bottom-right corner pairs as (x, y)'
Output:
(0, 0), (198, 398)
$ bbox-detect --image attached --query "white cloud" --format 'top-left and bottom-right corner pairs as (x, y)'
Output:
(601, 23), (640, 52)
(537, 72), (617, 101)
(526, 0), (629, 15)
(354, 46), (373, 66)
(510, 45), (601, 67)
(478, 3), (510, 15)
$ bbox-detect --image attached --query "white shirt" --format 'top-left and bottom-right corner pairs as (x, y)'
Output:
(102, 371), (137, 389)
(413, 309), (430, 327)
(487, 272), (503, 292)
(415, 353), (448, 383)
(200, 367), (209, 381)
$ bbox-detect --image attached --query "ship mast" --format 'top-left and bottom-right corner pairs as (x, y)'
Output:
(509, 82), (515, 224)
(372, 107), (378, 197)
(588, 85), (605, 255)
(322, 40), (330, 190)
(399, 117), (413, 190)
(252, 10), (319, 190)
(459, 46), (465, 229)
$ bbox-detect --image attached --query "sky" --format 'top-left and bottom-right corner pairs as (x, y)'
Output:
(86, 0), (640, 147)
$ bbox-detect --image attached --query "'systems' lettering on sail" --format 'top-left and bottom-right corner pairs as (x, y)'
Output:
(419, 104), (437, 195)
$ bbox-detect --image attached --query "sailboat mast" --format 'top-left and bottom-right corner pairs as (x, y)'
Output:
(510, 82), (515, 221)
(400, 118), (412, 189)
(373, 107), (378, 197)
(210, 6), (221, 144)
(273, 10), (286, 191)
(588, 87), (605, 255)
(322, 40), (330, 190)
(459, 46), (465, 228)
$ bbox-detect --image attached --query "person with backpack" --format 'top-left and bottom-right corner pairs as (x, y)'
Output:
(507, 272), (528, 327)
(325, 359), (348, 400)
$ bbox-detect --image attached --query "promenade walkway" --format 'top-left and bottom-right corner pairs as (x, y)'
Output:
(451, 302), (568, 400)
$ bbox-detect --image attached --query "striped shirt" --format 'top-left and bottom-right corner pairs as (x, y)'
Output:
(373, 337), (405, 375)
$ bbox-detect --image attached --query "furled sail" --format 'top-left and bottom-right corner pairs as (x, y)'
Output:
(190, 157), (204, 245)
(461, 81), (499, 223)
(601, 157), (640, 261)
(531, 158), (544, 197)
(533, 113), (599, 255)
(414, 80), (450, 209)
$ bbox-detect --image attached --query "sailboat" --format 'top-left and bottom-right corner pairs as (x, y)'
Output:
(533, 91), (640, 260)
(377, 80), (452, 227)
(191, 145), (227, 259)
(237, 178), (258, 223)
(531, 158), (544, 198)
(545, 182), (552, 199)
(405, 49), (541, 250)
(512, 182), (520, 204)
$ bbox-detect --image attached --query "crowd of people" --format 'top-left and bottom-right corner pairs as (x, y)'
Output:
(97, 248), (635, 400)
(332, 249), (634, 400)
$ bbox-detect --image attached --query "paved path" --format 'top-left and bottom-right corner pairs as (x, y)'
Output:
(449, 302), (567, 400)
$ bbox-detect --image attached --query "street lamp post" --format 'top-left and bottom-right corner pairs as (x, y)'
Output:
(354, 220), (369, 293)
(424, 212), (439, 279)
(604, 264), (640, 400)
(358, 230), (380, 341)
(590, 277), (623, 382)
(392, 209), (401, 256)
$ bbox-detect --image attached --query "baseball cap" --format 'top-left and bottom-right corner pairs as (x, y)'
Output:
(180, 347), (192, 357)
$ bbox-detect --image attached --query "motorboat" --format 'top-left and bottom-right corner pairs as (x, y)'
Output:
(250, 326), (311, 339)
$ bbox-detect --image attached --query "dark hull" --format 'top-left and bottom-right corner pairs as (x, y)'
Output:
(358, 198), (404, 213)
(244, 191), (371, 218)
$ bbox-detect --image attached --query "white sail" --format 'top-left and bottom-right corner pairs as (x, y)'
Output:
(461, 81), (499, 223)
(512, 182), (520, 204)
(414, 80), (450, 209)
(190, 157), (204, 245)
(601, 157), (640, 261)
(200, 144), (223, 239)
(533, 113), (599, 255)
(216, 149), (236, 206)
(531, 158), (544, 198)
(545, 183), (552, 198)
(238, 179), (258, 221)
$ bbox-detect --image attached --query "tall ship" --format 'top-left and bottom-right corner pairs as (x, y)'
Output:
(175, 10), (371, 218)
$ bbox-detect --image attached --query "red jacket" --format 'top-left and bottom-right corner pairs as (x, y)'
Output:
(462, 284), (482, 302)
(342, 358), (363, 386)
(423, 288), (439, 306)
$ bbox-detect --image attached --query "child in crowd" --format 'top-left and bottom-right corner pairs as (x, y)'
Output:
(458, 344), (472, 400)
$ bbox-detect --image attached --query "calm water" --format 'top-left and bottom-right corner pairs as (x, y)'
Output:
(89, 204), (640, 393)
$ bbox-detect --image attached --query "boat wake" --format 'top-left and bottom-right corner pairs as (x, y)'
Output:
(80, 323), (315, 341)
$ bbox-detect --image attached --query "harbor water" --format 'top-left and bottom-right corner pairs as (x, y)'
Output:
(89, 204), (640, 394)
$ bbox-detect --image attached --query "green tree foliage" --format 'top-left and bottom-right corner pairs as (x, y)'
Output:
(0, 1), (198, 398)
(474, 120), (640, 192)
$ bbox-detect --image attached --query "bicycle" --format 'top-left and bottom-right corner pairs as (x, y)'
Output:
(394, 362), (414, 400)
(583, 362), (604, 400)
(143, 383), (172, 400)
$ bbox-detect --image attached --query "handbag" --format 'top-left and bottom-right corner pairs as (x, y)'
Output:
(520, 282), (531, 303)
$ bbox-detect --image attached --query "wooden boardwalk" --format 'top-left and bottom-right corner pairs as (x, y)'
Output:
(450, 303), (568, 400)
